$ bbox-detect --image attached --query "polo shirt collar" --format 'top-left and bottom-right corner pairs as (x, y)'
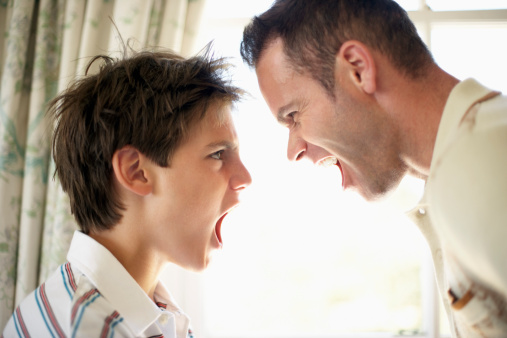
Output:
(430, 78), (499, 173)
(406, 78), (498, 223)
(67, 231), (184, 336)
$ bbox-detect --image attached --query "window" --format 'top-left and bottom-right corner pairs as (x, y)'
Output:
(164, 2), (507, 338)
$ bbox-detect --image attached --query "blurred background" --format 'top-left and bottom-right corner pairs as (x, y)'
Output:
(1, 1), (506, 337)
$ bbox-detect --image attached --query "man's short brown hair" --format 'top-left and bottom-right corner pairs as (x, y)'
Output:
(240, 0), (434, 95)
(49, 46), (242, 233)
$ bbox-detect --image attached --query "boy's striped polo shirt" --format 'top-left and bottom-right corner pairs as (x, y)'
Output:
(2, 231), (193, 338)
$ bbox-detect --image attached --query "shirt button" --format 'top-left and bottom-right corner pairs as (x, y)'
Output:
(418, 208), (426, 216)
(159, 314), (169, 325)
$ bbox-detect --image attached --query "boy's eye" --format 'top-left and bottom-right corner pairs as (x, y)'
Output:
(210, 150), (224, 160)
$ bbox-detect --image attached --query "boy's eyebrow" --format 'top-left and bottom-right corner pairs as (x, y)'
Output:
(206, 140), (239, 150)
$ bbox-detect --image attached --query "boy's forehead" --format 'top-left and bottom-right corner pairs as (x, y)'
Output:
(174, 102), (235, 149)
(196, 102), (233, 129)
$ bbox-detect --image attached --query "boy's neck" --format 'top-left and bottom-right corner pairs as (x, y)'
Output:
(89, 226), (165, 302)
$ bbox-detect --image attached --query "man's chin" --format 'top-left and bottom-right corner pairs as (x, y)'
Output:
(358, 190), (389, 203)
(352, 181), (399, 203)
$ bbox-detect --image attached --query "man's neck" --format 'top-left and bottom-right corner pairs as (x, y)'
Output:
(375, 62), (459, 179)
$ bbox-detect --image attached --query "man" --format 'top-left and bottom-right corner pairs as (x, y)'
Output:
(2, 47), (251, 337)
(240, 0), (507, 336)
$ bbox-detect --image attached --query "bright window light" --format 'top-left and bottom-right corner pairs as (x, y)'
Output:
(431, 23), (507, 93)
(426, 0), (507, 11)
(174, 2), (507, 338)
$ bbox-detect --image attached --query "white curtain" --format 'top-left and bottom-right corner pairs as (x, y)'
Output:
(0, 0), (207, 329)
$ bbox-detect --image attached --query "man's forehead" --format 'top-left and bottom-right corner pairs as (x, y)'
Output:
(257, 50), (293, 95)
(257, 38), (287, 69)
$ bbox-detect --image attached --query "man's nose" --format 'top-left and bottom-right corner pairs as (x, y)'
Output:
(287, 132), (306, 162)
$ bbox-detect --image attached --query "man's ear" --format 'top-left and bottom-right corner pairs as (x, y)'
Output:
(335, 40), (376, 94)
(112, 146), (153, 196)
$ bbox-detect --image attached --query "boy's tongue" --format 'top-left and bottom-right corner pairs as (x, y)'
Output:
(215, 214), (227, 247)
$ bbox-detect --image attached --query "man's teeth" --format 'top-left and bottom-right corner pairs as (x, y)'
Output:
(320, 157), (338, 167)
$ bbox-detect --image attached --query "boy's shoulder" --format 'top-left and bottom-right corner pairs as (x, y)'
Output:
(2, 262), (130, 337)
(69, 264), (131, 337)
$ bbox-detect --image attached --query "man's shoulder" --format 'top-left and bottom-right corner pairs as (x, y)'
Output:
(473, 90), (507, 132)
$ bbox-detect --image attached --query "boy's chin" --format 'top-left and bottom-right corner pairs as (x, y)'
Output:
(182, 255), (213, 273)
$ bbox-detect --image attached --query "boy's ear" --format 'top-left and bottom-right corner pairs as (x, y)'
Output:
(335, 40), (376, 94)
(112, 146), (153, 196)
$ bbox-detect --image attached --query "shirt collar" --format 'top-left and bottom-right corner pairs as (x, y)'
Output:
(67, 231), (185, 336)
(430, 78), (499, 174)
(154, 283), (190, 338)
(407, 78), (498, 219)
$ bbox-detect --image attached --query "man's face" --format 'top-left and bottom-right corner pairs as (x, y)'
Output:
(255, 38), (406, 200)
(148, 105), (252, 271)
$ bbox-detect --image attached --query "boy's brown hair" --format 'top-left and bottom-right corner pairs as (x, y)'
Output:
(240, 0), (434, 96)
(49, 46), (242, 233)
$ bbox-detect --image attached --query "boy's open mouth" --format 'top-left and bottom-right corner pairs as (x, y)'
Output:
(215, 213), (228, 247)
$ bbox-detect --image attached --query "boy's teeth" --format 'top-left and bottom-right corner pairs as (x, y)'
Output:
(320, 157), (338, 167)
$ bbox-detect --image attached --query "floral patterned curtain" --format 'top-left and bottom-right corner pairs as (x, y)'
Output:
(0, 0), (207, 329)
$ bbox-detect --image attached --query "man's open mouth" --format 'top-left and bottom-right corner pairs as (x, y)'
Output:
(319, 157), (344, 187)
(335, 160), (344, 188)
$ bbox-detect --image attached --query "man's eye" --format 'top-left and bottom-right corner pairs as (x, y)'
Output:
(285, 111), (299, 127)
(287, 111), (298, 123)
(210, 150), (224, 160)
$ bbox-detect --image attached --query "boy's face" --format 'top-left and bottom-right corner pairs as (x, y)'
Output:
(148, 104), (252, 271)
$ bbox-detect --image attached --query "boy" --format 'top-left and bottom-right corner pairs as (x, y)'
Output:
(3, 47), (251, 337)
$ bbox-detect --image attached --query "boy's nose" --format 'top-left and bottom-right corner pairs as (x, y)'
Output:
(231, 160), (252, 191)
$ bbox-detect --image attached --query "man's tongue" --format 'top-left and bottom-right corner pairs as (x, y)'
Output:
(336, 161), (344, 188)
